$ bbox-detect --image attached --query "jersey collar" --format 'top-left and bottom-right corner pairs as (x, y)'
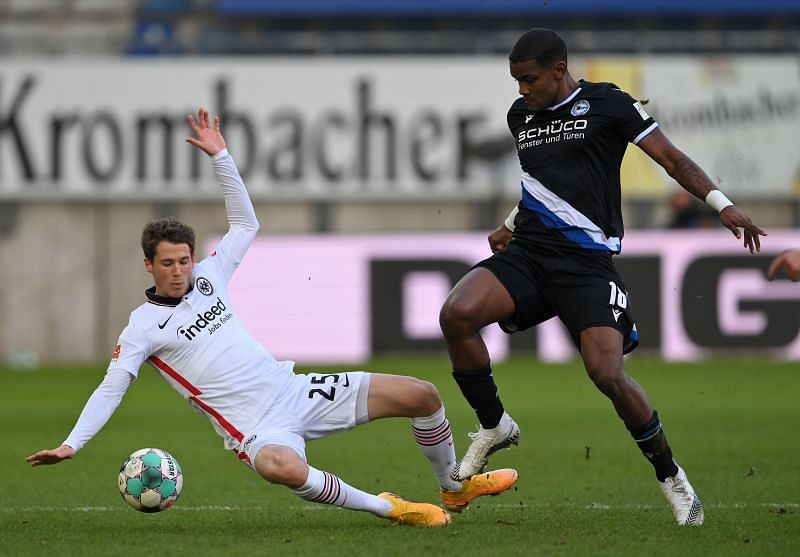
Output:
(145, 284), (194, 307)
(546, 86), (582, 111)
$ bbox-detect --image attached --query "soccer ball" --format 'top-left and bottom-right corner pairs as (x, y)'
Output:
(117, 448), (183, 513)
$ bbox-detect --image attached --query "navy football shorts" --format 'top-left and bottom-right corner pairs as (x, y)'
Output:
(475, 240), (639, 355)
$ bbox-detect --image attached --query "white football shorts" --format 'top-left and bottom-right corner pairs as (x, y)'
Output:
(236, 371), (370, 468)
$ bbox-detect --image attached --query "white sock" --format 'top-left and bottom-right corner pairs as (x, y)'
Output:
(411, 406), (462, 492)
(291, 465), (392, 517)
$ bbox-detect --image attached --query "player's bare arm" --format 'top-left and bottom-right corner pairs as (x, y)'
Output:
(26, 445), (76, 467)
(489, 205), (518, 253)
(638, 128), (766, 253)
(186, 107), (226, 156)
(767, 249), (800, 281)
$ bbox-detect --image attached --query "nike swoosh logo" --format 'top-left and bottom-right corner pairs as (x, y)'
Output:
(158, 314), (174, 329)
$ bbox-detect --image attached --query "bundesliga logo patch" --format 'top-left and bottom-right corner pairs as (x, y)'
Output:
(633, 101), (650, 121)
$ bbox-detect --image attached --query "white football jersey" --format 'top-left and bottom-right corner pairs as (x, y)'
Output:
(63, 149), (294, 452)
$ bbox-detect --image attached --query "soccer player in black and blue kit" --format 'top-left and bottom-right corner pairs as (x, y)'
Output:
(440, 28), (766, 526)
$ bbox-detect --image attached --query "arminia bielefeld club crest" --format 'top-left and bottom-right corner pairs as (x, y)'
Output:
(571, 99), (590, 116)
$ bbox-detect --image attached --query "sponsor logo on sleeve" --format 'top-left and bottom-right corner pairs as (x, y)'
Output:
(111, 344), (121, 362)
(633, 101), (650, 121)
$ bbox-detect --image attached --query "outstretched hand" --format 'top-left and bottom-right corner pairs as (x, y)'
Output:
(488, 225), (513, 253)
(767, 249), (800, 281)
(186, 108), (226, 156)
(26, 445), (76, 467)
(719, 206), (767, 254)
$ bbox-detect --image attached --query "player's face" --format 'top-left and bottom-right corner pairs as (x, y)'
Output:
(510, 60), (567, 112)
(144, 241), (195, 298)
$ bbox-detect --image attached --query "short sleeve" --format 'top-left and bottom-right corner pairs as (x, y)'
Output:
(608, 88), (658, 145)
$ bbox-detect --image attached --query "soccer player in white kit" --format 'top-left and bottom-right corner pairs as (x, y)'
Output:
(26, 108), (518, 527)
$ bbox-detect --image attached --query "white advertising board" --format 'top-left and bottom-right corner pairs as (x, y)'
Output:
(0, 58), (512, 200)
(641, 56), (800, 198)
(0, 56), (797, 200)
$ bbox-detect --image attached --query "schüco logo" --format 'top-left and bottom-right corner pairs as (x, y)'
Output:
(517, 118), (587, 141)
(176, 297), (232, 340)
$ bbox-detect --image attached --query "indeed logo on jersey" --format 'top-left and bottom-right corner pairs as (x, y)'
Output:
(176, 297), (233, 341)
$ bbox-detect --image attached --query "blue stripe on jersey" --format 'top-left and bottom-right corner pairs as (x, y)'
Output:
(520, 173), (621, 252)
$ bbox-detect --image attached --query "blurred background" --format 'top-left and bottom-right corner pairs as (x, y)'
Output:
(0, 0), (799, 364)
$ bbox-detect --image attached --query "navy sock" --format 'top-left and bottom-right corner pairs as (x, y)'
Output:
(628, 410), (679, 482)
(452, 364), (505, 429)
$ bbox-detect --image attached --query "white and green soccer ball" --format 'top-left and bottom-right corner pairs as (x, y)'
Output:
(118, 448), (183, 513)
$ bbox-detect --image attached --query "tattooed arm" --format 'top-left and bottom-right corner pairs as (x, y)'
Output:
(637, 128), (766, 253)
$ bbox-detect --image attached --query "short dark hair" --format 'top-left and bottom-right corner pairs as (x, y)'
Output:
(141, 217), (195, 261)
(509, 28), (568, 67)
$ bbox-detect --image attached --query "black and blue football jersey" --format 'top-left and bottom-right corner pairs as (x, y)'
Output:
(507, 80), (657, 254)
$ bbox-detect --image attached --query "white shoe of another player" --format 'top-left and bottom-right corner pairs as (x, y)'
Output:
(660, 465), (704, 526)
(452, 412), (520, 481)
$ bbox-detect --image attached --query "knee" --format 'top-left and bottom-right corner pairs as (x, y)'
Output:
(581, 339), (625, 396)
(254, 446), (307, 488)
(439, 296), (479, 336)
(413, 379), (443, 416)
(585, 363), (625, 398)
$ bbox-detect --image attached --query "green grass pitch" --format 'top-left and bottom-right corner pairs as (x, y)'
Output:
(1, 356), (798, 556)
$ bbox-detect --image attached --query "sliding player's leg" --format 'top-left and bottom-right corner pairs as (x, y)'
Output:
(253, 442), (450, 526)
(366, 373), (518, 513)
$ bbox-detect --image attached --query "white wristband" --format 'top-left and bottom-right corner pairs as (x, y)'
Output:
(504, 206), (519, 232)
(705, 190), (734, 213)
